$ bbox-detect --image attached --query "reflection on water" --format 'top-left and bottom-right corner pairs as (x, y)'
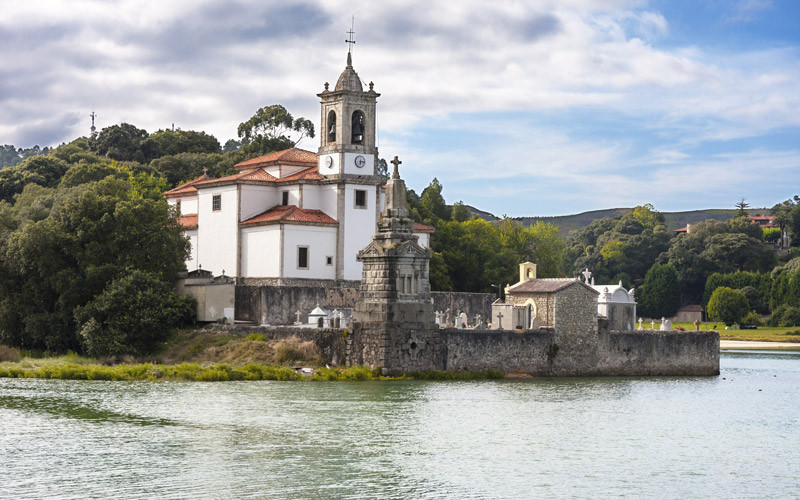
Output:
(1, 353), (799, 499)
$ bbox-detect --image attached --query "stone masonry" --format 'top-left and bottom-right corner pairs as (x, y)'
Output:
(348, 157), (440, 374)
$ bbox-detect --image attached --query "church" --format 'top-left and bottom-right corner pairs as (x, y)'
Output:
(164, 52), (433, 283)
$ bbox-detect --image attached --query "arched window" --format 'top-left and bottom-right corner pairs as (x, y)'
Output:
(351, 110), (365, 144)
(327, 110), (336, 143)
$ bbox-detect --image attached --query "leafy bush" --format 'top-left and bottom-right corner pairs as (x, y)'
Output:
(76, 271), (196, 357)
(707, 287), (749, 326)
(740, 311), (763, 327)
(738, 286), (764, 313)
(245, 333), (266, 342)
(779, 307), (800, 327)
(703, 271), (771, 312)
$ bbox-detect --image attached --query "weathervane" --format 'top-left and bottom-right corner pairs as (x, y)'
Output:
(345, 16), (355, 53)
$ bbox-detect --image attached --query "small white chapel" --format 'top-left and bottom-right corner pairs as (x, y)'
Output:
(164, 52), (433, 283)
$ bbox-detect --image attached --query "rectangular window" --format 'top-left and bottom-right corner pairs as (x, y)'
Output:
(326, 256), (333, 266)
(282, 191), (289, 206)
(354, 189), (366, 209)
(212, 194), (221, 211)
(298, 246), (309, 269)
(176, 200), (181, 215)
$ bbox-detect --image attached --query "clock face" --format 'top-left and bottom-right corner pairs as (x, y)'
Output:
(325, 156), (334, 168)
(354, 155), (366, 168)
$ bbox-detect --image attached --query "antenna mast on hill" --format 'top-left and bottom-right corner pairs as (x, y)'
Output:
(345, 16), (356, 53)
(90, 108), (97, 137)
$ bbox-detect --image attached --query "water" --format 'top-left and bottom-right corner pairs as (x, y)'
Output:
(1, 352), (799, 499)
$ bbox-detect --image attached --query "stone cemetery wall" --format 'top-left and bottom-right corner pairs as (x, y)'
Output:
(436, 324), (719, 376)
(440, 329), (556, 373)
(235, 284), (494, 326)
(594, 330), (720, 376)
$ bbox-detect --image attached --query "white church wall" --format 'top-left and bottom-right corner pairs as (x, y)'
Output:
(168, 195), (198, 215)
(310, 184), (338, 219)
(301, 184), (320, 210)
(240, 185), (277, 221)
(342, 184), (377, 280)
(197, 185), (239, 276)
(279, 186), (301, 207)
(415, 232), (430, 248)
(240, 225), (281, 277)
(282, 225), (337, 279)
(185, 229), (198, 272)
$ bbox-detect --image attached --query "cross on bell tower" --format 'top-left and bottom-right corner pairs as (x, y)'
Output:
(345, 17), (356, 53)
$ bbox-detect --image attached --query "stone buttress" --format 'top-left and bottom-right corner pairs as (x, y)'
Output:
(348, 157), (440, 374)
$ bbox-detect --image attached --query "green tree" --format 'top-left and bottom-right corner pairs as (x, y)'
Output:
(149, 129), (221, 157)
(665, 218), (775, 303)
(1, 145), (22, 168)
(566, 205), (669, 287)
(707, 287), (750, 326)
(428, 252), (452, 291)
(0, 155), (71, 202)
(702, 271), (771, 313)
(637, 263), (681, 318)
(76, 271), (194, 356)
(223, 139), (242, 153)
(735, 197), (749, 217)
(451, 201), (471, 222)
(237, 104), (314, 156)
(420, 178), (450, 222)
(0, 177), (188, 352)
(150, 153), (235, 187)
(89, 123), (158, 163)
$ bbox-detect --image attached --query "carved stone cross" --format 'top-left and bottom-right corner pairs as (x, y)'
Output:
(390, 156), (402, 179)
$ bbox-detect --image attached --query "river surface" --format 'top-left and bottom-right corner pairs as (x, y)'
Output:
(1, 352), (799, 499)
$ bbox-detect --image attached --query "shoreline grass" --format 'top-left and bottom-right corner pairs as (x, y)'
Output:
(0, 356), (505, 382)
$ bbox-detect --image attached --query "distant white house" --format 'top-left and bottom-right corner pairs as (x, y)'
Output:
(164, 53), (433, 283)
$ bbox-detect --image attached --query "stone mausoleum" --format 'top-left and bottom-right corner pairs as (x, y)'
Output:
(348, 157), (440, 374)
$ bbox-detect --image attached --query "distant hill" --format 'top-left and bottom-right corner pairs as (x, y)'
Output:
(464, 205), (772, 237)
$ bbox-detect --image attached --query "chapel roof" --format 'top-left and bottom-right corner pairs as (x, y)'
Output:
(234, 147), (318, 170)
(335, 52), (363, 92)
(176, 213), (198, 229)
(239, 204), (338, 227)
(508, 278), (599, 294)
(163, 173), (210, 197)
(413, 222), (436, 233)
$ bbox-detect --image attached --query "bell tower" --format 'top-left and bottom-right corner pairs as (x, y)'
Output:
(316, 50), (380, 177)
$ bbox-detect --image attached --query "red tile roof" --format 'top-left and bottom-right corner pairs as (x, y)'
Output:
(234, 148), (318, 170)
(176, 214), (198, 229)
(163, 173), (210, 197)
(193, 168), (279, 187)
(414, 222), (435, 233)
(240, 205), (338, 227)
(508, 278), (598, 294)
(276, 166), (324, 183)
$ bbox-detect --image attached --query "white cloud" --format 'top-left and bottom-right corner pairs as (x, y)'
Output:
(0, 0), (798, 217)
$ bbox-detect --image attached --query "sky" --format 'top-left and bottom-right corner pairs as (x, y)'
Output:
(2, 0), (799, 216)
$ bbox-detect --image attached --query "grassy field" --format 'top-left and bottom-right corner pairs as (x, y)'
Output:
(673, 322), (800, 342)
